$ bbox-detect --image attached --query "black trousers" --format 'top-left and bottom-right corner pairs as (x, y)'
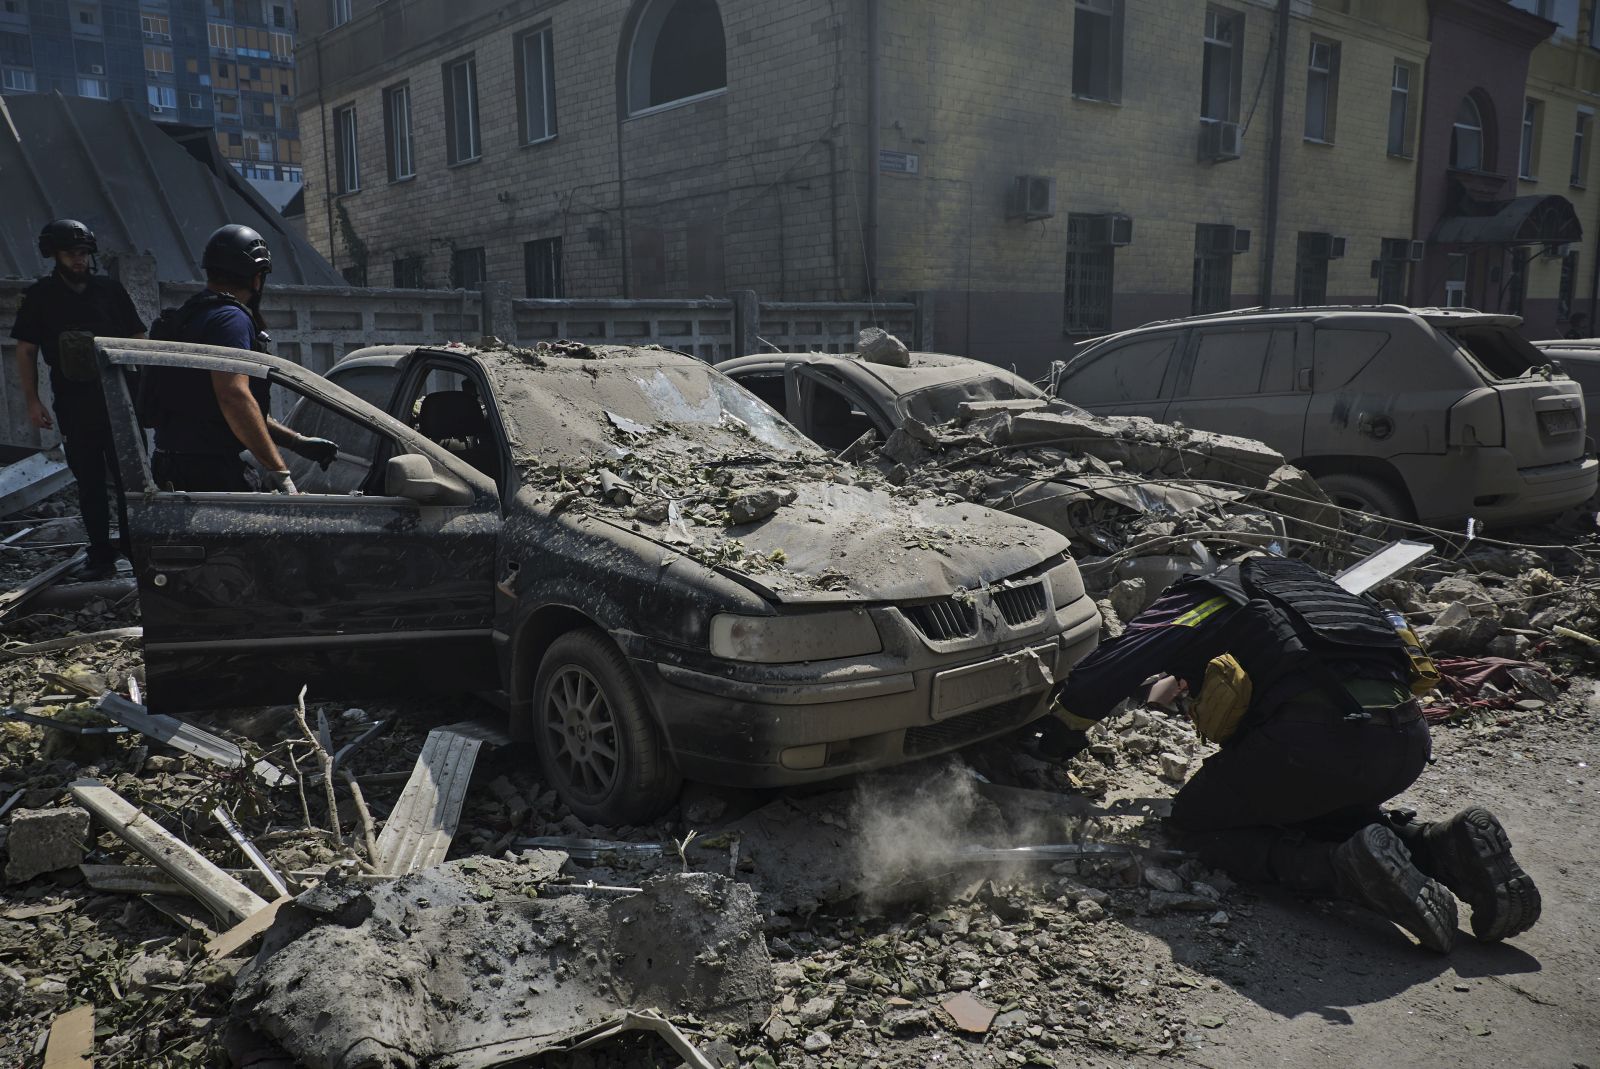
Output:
(151, 451), (253, 493)
(1170, 696), (1432, 893)
(54, 392), (129, 560)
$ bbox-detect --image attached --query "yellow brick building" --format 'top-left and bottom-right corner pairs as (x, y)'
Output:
(297, 0), (1598, 378)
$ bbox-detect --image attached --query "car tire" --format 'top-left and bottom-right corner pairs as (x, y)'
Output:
(532, 628), (681, 824)
(1314, 472), (1415, 525)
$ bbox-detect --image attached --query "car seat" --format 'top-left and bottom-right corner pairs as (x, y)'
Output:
(416, 390), (499, 480)
(808, 387), (862, 449)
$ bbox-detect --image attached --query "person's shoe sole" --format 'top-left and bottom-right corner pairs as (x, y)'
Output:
(1427, 807), (1541, 942)
(1336, 824), (1458, 953)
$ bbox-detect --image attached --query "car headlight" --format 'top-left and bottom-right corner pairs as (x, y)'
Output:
(709, 610), (882, 664)
(1046, 556), (1086, 610)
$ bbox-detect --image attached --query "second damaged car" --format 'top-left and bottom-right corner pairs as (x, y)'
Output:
(96, 339), (1101, 821)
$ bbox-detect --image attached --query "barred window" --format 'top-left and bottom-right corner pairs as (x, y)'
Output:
(524, 237), (562, 298)
(1064, 214), (1114, 334)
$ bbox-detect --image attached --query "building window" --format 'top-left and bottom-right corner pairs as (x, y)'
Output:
(1521, 98), (1542, 179)
(147, 84), (177, 111)
(1376, 241), (1410, 304)
(516, 26), (557, 144)
(1559, 249), (1579, 320)
(2, 67), (34, 92)
(383, 82), (413, 180)
(1072, 0), (1122, 103)
(77, 8), (93, 25)
(208, 22), (234, 50)
(271, 31), (292, 59)
(1508, 254), (1527, 315)
(1388, 62), (1414, 157)
(187, 91), (203, 108)
(524, 237), (563, 298)
(450, 246), (486, 290)
(342, 265), (367, 287)
(1304, 38), (1339, 142)
(141, 13), (170, 39)
(1063, 214), (1115, 333)
(626, 0), (726, 115)
(1200, 7), (1242, 123)
(1444, 254), (1468, 308)
(1294, 232), (1330, 305)
(77, 76), (107, 99)
(334, 104), (359, 193)
(1192, 225), (1235, 315)
(1451, 95), (1485, 171)
(443, 54), (481, 164)
(1573, 109), (1592, 187)
(144, 45), (174, 74)
(272, 4), (285, 26)
(331, 0), (350, 27)
(393, 255), (426, 288)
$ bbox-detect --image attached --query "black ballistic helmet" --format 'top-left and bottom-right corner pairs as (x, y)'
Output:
(38, 219), (97, 257)
(202, 224), (273, 279)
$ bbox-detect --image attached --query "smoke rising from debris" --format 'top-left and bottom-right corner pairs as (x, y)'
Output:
(849, 761), (989, 908)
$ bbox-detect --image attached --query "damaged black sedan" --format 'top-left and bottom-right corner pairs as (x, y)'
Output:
(97, 339), (1101, 821)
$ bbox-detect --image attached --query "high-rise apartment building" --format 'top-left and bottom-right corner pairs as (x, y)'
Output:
(0, 0), (301, 208)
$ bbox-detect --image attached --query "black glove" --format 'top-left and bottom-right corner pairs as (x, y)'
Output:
(1034, 720), (1091, 763)
(293, 436), (339, 470)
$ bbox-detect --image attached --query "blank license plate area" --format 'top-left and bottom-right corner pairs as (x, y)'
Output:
(932, 645), (1053, 720)
(1539, 409), (1580, 435)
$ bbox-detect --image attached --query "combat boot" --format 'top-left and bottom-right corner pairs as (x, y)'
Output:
(1331, 823), (1457, 953)
(1395, 807), (1540, 942)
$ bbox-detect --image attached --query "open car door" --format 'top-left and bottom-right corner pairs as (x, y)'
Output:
(98, 339), (501, 713)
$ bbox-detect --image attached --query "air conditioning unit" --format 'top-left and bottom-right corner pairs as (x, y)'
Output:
(1407, 240), (1426, 262)
(1199, 120), (1242, 162)
(1090, 213), (1134, 247)
(1305, 232), (1346, 260)
(1232, 228), (1252, 255)
(1006, 175), (1057, 222)
(89, 64), (104, 74)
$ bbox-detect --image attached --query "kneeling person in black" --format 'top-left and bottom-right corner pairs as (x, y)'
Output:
(1038, 556), (1540, 953)
(145, 225), (335, 492)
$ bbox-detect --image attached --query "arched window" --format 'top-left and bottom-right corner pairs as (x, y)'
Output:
(626, 0), (727, 115)
(1452, 95), (1485, 171)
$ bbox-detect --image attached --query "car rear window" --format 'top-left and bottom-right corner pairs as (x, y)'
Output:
(1442, 326), (1542, 380)
(1313, 328), (1389, 389)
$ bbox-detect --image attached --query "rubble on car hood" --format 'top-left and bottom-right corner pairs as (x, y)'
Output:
(476, 343), (1070, 601)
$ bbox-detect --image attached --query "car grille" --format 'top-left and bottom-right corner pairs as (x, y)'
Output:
(903, 698), (1034, 756)
(994, 582), (1047, 626)
(904, 598), (979, 641)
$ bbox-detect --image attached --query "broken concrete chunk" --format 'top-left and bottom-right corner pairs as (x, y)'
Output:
(1158, 752), (1192, 783)
(858, 327), (911, 367)
(1109, 578), (1148, 624)
(4, 806), (89, 883)
(1148, 890), (1219, 914)
(1142, 866), (1185, 893)
(231, 859), (772, 1068)
(726, 487), (797, 525)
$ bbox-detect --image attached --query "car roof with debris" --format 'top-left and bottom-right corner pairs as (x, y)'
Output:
(1070, 304), (1526, 352)
(722, 350), (1043, 398)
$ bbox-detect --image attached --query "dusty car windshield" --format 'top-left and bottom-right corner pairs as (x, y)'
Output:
(1444, 326), (1543, 379)
(899, 373), (1043, 425)
(491, 355), (824, 466)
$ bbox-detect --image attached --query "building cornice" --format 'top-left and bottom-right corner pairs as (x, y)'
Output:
(1428, 0), (1556, 52)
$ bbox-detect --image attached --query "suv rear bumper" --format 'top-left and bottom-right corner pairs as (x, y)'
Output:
(638, 600), (1101, 788)
(1403, 451), (1597, 525)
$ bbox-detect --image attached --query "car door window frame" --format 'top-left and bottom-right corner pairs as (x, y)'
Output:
(386, 354), (517, 509)
(787, 365), (895, 447)
(98, 342), (498, 509)
(1065, 329), (1185, 405)
(1176, 326), (1291, 399)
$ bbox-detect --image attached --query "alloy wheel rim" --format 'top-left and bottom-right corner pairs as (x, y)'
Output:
(541, 665), (620, 802)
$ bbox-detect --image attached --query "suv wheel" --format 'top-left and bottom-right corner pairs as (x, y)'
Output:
(532, 628), (681, 824)
(1315, 473), (1414, 527)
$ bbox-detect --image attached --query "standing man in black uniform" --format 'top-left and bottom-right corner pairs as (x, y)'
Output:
(10, 220), (147, 580)
(1039, 555), (1540, 953)
(144, 224), (335, 492)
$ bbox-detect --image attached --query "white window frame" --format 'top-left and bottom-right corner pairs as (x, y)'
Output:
(1388, 62), (1412, 157)
(147, 84), (177, 111)
(1452, 96), (1484, 171)
(334, 103), (360, 194)
(444, 55), (481, 164)
(1303, 38), (1338, 143)
(1, 67), (34, 92)
(1200, 6), (1241, 124)
(384, 82), (414, 180)
(517, 26), (557, 144)
(1445, 254), (1468, 308)
(331, 0), (350, 27)
(77, 76), (108, 99)
(1071, 0), (1123, 104)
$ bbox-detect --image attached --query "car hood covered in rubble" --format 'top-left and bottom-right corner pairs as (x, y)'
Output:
(474, 343), (1067, 603)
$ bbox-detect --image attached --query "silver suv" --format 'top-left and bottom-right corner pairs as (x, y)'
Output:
(1055, 306), (1597, 526)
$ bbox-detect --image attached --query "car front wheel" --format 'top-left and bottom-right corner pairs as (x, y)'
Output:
(532, 628), (681, 824)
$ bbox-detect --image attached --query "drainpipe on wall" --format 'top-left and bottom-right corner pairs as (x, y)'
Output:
(1259, 0), (1290, 306)
(315, 38), (335, 264)
(866, 0), (881, 300)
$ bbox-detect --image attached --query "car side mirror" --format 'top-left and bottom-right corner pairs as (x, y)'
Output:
(384, 453), (474, 506)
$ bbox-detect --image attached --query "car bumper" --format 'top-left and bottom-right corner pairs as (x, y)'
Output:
(1403, 451), (1598, 525)
(637, 599), (1101, 788)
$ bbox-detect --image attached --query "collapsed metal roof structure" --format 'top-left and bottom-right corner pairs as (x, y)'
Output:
(0, 92), (341, 285)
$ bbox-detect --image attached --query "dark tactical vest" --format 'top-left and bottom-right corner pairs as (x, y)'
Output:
(1197, 556), (1412, 723)
(140, 290), (272, 449)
